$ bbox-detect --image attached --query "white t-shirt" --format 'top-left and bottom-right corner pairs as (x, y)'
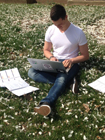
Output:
(45, 23), (87, 59)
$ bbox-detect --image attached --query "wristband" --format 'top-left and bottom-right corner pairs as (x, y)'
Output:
(49, 56), (54, 60)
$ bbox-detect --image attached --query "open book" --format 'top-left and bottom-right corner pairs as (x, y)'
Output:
(0, 68), (39, 96)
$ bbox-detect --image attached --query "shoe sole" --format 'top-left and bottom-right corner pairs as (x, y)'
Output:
(34, 105), (51, 116)
(72, 78), (78, 94)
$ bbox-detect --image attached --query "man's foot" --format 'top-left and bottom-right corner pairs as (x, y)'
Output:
(34, 102), (51, 116)
(71, 77), (78, 94)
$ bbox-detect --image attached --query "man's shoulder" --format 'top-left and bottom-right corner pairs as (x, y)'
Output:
(46, 24), (57, 35)
(70, 23), (84, 36)
(71, 23), (82, 31)
(47, 24), (56, 31)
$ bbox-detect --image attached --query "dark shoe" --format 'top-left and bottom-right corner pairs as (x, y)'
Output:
(34, 102), (51, 116)
(71, 77), (78, 94)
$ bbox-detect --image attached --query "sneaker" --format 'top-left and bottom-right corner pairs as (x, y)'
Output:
(34, 102), (51, 116)
(71, 77), (78, 94)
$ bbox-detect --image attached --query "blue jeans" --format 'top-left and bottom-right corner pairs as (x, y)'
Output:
(28, 62), (80, 106)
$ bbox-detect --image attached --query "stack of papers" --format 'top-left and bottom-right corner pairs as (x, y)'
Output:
(88, 75), (105, 93)
(0, 68), (39, 96)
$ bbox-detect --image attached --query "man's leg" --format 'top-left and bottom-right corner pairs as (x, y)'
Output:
(30, 64), (79, 116)
(28, 67), (57, 116)
(40, 63), (80, 106)
(28, 67), (56, 84)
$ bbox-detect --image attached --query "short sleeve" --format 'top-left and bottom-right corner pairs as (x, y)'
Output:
(79, 30), (87, 46)
(45, 27), (51, 42)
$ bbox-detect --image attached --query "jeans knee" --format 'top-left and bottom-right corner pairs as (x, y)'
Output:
(56, 75), (67, 85)
(28, 68), (36, 78)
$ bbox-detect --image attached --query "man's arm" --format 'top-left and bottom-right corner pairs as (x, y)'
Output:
(43, 41), (58, 61)
(63, 43), (89, 68)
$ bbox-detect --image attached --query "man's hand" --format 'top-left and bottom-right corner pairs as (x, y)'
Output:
(63, 59), (72, 68)
(50, 57), (58, 61)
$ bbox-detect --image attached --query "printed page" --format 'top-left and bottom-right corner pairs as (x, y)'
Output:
(0, 75), (4, 87)
(4, 78), (29, 91)
(0, 70), (8, 87)
(12, 86), (39, 96)
(6, 69), (14, 80)
(0, 68), (20, 87)
(98, 75), (105, 84)
(11, 68), (20, 78)
(88, 75), (105, 93)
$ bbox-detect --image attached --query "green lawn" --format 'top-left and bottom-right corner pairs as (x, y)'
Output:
(0, 3), (105, 140)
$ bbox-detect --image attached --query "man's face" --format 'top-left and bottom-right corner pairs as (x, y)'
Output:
(52, 16), (67, 30)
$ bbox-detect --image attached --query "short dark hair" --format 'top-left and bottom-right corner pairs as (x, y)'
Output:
(50, 4), (66, 21)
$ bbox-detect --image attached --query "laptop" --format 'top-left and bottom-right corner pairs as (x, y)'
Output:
(27, 58), (70, 73)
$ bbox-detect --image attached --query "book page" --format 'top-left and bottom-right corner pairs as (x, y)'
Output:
(12, 86), (39, 96)
(98, 75), (105, 84)
(88, 75), (105, 93)
(6, 69), (14, 79)
(11, 68), (20, 78)
(0, 68), (21, 87)
(0, 70), (8, 87)
(4, 78), (29, 91)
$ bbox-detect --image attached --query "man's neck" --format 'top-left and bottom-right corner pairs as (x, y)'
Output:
(60, 21), (71, 33)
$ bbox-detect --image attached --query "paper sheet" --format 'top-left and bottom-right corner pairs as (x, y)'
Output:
(0, 68), (39, 96)
(12, 86), (39, 96)
(4, 78), (29, 91)
(88, 75), (105, 93)
(0, 68), (20, 87)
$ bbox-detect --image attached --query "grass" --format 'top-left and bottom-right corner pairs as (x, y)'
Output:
(0, 3), (105, 140)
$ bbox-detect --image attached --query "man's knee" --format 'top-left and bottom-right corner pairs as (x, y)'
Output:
(28, 67), (36, 78)
(56, 74), (67, 84)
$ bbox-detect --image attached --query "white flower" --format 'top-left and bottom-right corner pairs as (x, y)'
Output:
(4, 113), (7, 118)
(43, 123), (47, 127)
(52, 126), (55, 130)
(48, 132), (51, 136)
(61, 104), (64, 108)
(100, 101), (104, 104)
(9, 106), (15, 110)
(83, 135), (87, 140)
(83, 117), (88, 121)
(75, 115), (78, 118)
(39, 131), (42, 135)
(95, 125), (98, 128)
(3, 120), (8, 123)
(51, 118), (53, 123)
(62, 136), (65, 140)
(66, 119), (69, 124)
(68, 134), (72, 138)
(65, 112), (72, 115)
(99, 129), (102, 133)
(103, 129), (105, 133)
(15, 112), (18, 115)
(68, 130), (74, 138)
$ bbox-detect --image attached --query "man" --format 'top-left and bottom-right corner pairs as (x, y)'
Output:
(28, 4), (89, 117)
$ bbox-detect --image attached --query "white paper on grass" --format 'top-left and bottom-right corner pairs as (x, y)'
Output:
(0, 68), (20, 87)
(0, 68), (39, 96)
(4, 78), (29, 91)
(88, 75), (105, 93)
(12, 86), (39, 96)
